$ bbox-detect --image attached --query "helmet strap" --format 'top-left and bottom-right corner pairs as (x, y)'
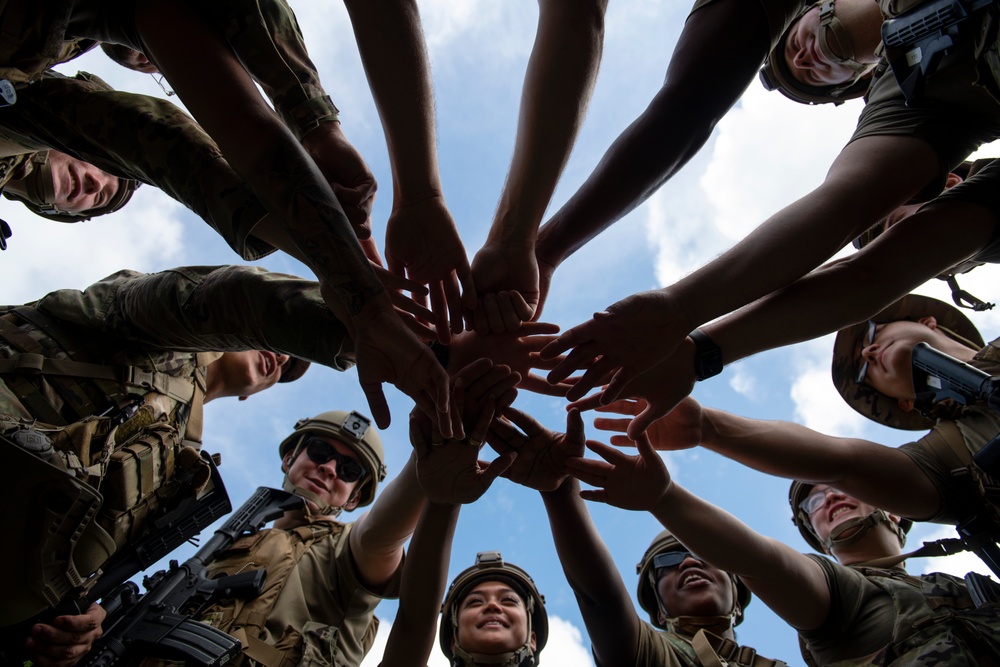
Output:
(821, 510), (904, 552)
(818, 0), (879, 74)
(280, 440), (343, 517)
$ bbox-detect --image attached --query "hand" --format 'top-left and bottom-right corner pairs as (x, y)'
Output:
(570, 340), (698, 439)
(351, 301), (456, 438)
(468, 241), (538, 333)
(593, 396), (704, 451)
(448, 322), (575, 397)
(411, 405), (516, 505)
(533, 253), (558, 321)
(487, 407), (586, 492)
(301, 122), (377, 239)
(565, 434), (671, 511)
(24, 603), (106, 667)
(451, 358), (521, 435)
(540, 289), (690, 401)
(385, 195), (475, 342)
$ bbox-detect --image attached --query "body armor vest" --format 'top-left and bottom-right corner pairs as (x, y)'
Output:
(0, 304), (215, 624)
(659, 628), (788, 667)
(196, 521), (341, 667)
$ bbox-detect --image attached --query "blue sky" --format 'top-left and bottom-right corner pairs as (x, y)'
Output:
(5, 1), (1000, 664)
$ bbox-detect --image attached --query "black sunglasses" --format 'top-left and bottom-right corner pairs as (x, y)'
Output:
(303, 436), (367, 483)
(652, 550), (697, 571)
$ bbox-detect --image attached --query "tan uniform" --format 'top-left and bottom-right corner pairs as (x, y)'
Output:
(799, 555), (1000, 665)
(898, 337), (1000, 525)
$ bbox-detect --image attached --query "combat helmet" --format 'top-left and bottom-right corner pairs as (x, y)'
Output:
(636, 530), (751, 634)
(277, 410), (386, 515)
(759, 0), (877, 105)
(440, 551), (548, 667)
(2, 151), (138, 222)
(790, 481), (911, 554)
(831, 294), (984, 431)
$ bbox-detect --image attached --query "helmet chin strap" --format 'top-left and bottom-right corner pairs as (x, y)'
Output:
(821, 510), (901, 553)
(656, 574), (740, 638)
(281, 442), (346, 518)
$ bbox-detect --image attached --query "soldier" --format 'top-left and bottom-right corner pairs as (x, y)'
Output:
(564, 425), (1000, 664)
(592, 293), (1000, 554)
(2, 264), (379, 641)
(486, 408), (785, 667)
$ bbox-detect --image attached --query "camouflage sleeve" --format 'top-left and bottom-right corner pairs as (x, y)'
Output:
(0, 70), (274, 260)
(37, 265), (355, 371)
(202, 0), (339, 140)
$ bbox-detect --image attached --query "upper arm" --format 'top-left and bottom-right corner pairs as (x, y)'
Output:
(739, 538), (832, 631)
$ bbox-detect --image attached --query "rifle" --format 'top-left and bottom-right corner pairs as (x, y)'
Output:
(0, 449), (233, 664)
(77, 486), (304, 667)
(911, 342), (1000, 580)
(881, 0), (994, 102)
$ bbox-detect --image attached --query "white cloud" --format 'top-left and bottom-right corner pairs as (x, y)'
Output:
(0, 185), (184, 303)
(729, 365), (758, 398)
(361, 614), (594, 667)
(789, 336), (869, 438)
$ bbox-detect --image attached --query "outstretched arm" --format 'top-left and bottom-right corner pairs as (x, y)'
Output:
(533, 0), (770, 283)
(544, 133), (940, 433)
(469, 0), (607, 333)
(594, 397), (943, 521)
(346, 0), (474, 339)
(540, 477), (643, 667)
(567, 434), (831, 631)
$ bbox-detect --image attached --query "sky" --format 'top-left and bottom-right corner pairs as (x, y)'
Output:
(5, 1), (1000, 665)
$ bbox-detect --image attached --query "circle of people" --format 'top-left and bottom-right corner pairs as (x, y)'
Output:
(2, 0), (1000, 665)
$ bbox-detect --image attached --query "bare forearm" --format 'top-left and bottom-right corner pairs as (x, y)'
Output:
(490, 0), (606, 245)
(540, 479), (639, 666)
(652, 483), (829, 629)
(381, 502), (460, 667)
(707, 199), (997, 363)
(350, 454), (425, 586)
(345, 0), (441, 201)
(535, 0), (768, 267)
(670, 135), (939, 328)
(699, 409), (941, 519)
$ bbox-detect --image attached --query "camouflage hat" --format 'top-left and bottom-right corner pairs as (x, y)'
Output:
(636, 530), (751, 629)
(440, 551), (547, 665)
(831, 294), (984, 430)
(789, 480), (912, 554)
(2, 151), (138, 222)
(759, 0), (875, 105)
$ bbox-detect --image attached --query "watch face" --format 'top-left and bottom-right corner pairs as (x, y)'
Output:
(691, 330), (723, 381)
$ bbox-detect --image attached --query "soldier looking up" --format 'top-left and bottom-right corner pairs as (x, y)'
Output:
(593, 293), (1000, 554)
(564, 429), (1000, 664)
(484, 409), (786, 667)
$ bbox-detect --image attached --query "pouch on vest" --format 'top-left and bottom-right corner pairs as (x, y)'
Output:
(0, 432), (115, 626)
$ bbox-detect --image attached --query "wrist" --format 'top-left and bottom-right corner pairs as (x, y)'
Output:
(689, 328), (723, 381)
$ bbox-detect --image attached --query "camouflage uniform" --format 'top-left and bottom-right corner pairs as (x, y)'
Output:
(0, 265), (351, 626)
(0, 0), (339, 259)
(799, 555), (1000, 665)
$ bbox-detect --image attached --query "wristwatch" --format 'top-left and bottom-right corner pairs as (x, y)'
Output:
(689, 329), (723, 381)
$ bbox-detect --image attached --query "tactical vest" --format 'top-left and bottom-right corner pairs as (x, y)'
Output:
(177, 521), (341, 667)
(0, 0), (96, 88)
(660, 628), (788, 667)
(0, 305), (216, 625)
(803, 567), (1000, 666)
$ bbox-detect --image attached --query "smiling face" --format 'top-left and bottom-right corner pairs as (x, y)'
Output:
(46, 150), (120, 215)
(209, 350), (291, 401)
(805, 485), (878, 545)
(283, 435), (363, 512)
(655, 554), (735, 623)
(455, 581), (535, 656)
(783, 7), (858, 87)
